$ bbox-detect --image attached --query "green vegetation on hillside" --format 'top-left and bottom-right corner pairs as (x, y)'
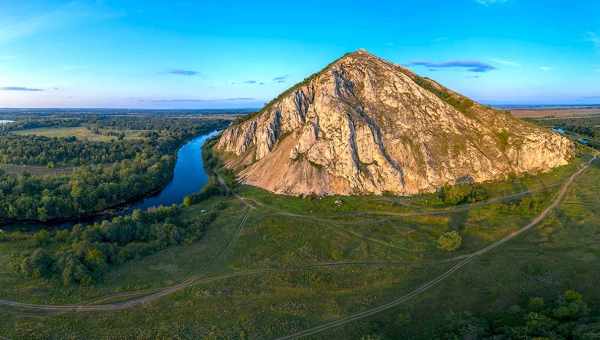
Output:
(413, 76), (477, 118)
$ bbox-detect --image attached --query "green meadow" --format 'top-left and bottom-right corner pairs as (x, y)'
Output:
(1, 144), (598, 338)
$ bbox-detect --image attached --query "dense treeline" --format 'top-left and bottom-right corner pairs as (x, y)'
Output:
(0, 118), (228, 222)
(0, 155), (173, 222)
(0, 118), (82, 133)
(361, 290), (600, 339)
(0, 118), (228, 167)
(7, 204), (221, 285)
(531, 115), (600, 150)
(434, 290), (599, 339)
(0, 134), (145, 166)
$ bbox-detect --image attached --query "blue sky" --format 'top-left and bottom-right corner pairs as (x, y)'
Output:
(0, 0), (599, 108)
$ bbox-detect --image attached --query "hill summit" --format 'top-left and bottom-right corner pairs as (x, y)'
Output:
(215, 50), (573, 196)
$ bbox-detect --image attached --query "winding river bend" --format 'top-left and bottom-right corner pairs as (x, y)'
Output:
(132, 130), (219, 210)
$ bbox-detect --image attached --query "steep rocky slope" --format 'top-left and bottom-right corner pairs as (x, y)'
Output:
(215, 50), (574, 196)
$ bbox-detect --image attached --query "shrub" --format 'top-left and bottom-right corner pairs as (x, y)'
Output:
(183, 195), (193, 207)
(21, 248), (55, 279)
(437, 231), (462, 252)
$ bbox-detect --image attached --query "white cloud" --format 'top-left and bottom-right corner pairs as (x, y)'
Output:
(491, 58), (521, 67)
(586, 32), (600, 49)
(475, 0), (508, 5)
(539, 66), (553, 72)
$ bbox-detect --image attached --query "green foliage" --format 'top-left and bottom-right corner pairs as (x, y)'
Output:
(437, 231), (462, 252)
(437, 183), (489, 206)
(1, 118), (227, 166)
(182, 196), (193, 207)
(15, 205), (217, 285)
(0, 156), (174, 222)
(413, 76), (477, 118)
(496, 129), (511, 151)
(436, 311), (489, 340)
(0, 118), (228, 223)
(433, 290), (595, 339)
(528, 297), (546, 312)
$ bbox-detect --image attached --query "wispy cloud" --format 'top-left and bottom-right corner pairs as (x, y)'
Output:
(273, 75), (289, 83)
(491, 58), (521, 67)
(475, 0), (508, 5)
(586, 32), (600, 50)
(0, 2), (122, 45)
(411, 60), (496, 73)
(243, 80), (258, 84)
(539, 66), (553, 72)
(0, 86), (44, 92)
(167, 69), (199, 76)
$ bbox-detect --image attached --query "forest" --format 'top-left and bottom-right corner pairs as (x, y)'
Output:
(0, 116), (228, 223)
(6, 203), (223, 286)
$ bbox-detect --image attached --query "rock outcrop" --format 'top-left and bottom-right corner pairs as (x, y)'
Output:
(215, 50), (574, 196)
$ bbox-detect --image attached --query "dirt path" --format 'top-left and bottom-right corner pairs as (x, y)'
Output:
(0, 261), (415, 313)
(0, 157), (594, 334)
(249, 183), (562, 223)
(276, 156), (597, 339)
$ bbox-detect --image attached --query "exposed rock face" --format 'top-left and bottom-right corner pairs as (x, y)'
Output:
(215, 50), (574, 196)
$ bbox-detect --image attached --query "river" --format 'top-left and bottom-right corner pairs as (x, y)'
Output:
(132, 130), (219, 210)
(2, 130), (219, 231)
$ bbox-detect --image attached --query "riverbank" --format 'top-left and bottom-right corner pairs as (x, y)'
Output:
(0, 130), (221, 231)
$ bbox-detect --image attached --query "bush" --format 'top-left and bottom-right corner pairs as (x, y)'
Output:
(15, 201), (217, 286)
(438, 183), (489, 206)
(21, 248), (55, 279)
(437, 231), (462, 252)
(183, 195), (193, 207)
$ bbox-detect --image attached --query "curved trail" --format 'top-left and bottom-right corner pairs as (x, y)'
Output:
(256, 182), (562, 222)
(276, 156), (596, 339)
(0, 261), (413, 313)
(0, 158), (594, 327)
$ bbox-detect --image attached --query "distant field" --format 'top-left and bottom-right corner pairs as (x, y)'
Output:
(0, 164), (74, 176)
(511, 107), (600, 118)
(13, 126), (147, 141)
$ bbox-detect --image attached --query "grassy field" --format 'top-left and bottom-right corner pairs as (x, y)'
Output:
(1, 148), (598, 338)
(13, 126), (147, 141)
(0, 163), (75, 176)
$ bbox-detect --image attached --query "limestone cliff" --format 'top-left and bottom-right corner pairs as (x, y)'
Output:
(215, 50), (574, 196)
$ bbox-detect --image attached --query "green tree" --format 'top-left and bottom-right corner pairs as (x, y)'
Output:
(21, 248), (54, 279)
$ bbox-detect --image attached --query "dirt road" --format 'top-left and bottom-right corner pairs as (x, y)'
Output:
(0, 156), (594, 337)
(276, 156), (597, 339)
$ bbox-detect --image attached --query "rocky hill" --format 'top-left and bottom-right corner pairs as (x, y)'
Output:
(214, 50), (574, 196)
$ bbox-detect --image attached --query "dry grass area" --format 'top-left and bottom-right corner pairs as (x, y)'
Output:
(511, 107), (600, 118)
(0, 164), (74, 176)
(13, 127), (147, 141)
